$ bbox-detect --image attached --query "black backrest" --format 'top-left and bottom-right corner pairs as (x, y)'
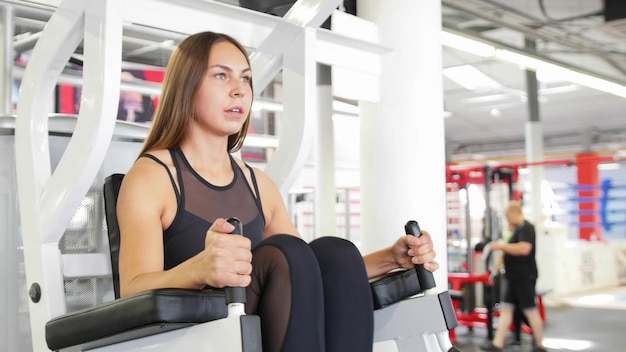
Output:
(103, 173), (125, 299)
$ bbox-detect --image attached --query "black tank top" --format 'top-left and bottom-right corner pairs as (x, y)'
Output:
(142, 148), (266, 270)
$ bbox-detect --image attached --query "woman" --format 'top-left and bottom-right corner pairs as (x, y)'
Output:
(117, 31), (439, 352)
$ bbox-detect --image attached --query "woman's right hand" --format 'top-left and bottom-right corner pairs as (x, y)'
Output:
(199, 218), (253, 288)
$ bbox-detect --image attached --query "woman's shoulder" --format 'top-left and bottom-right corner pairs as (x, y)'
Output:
(140, 148), (174, 166)
(124, 149), (175, 187)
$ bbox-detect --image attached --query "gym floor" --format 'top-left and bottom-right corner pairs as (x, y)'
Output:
(451, 285), (626, 352)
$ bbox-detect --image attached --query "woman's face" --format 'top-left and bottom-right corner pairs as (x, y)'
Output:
(194, 41), (252, 137)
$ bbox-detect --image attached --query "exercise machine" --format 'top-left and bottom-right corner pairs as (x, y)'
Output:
(371, 221), (459, 352)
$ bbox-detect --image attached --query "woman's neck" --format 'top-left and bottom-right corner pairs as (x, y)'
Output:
(179, 136), (231, 174)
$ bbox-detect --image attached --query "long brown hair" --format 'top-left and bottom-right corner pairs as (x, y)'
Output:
(139, 31), (253, 156)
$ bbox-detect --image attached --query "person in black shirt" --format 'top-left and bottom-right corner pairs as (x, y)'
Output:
(481, 201), (546, 352)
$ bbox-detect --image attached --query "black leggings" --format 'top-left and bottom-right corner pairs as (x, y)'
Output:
(246, 235), (374, 352)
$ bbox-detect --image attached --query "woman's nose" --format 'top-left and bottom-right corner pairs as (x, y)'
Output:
(231, 80), (247, 97)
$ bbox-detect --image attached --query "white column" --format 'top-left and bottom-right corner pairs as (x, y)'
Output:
(525, 123), (544, 225)
(263, 28), (316, 195)
(314, 64), (337, 237)
(357, 0), (448, 285)
(524, 39), (549, 291)
(526, 121), (549, 290)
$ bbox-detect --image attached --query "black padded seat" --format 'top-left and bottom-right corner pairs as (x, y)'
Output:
(45, 288), (228, 351)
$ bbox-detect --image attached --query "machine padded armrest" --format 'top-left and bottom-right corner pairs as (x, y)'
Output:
(45, 288), (227, 351)
(370, 269), (422, 309)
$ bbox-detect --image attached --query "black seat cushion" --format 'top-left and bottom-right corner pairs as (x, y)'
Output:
(45, 288), (227, 351)
(46, 271), (433, 350)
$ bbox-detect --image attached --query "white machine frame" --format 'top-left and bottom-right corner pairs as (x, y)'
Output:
(12, 0), (456, 351)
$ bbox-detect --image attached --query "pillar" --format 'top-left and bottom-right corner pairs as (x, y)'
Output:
(314, 63), (338, 237)
(357, 0), (448, 285)
(524, 37), (550, 292)
(524, 38), (545, 226)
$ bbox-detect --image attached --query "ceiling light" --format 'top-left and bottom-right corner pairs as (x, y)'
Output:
(441, 30), (626, 99)
(494, 49), (561, 72)
(538, 84), (580, 95)
(496, 49), (626, 97)
(563, 70), (626, 97)
(440, 31), (496, 57)
(462, 93), (515, 104)
(536, 69), (568, 83)
(443, 65), (501, 90)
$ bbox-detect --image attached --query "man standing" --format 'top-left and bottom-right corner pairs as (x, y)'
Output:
(481, 201), (547, 352)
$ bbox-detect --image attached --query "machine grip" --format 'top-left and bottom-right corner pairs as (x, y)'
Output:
(225, 217), (247, 305)
(405, 220), (437, 290)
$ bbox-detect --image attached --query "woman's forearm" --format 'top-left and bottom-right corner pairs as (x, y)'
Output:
(120, 259), (205, 297)
(363, 247), (399, 280)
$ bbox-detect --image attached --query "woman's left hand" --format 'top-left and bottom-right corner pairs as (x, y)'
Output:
(391, 230), (439, 272)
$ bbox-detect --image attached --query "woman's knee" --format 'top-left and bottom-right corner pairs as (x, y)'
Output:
(254, 234), (323, 281)
(259, 234), (311, 251)
(250, 235), (326, 351)
(309, 236), (363, 268)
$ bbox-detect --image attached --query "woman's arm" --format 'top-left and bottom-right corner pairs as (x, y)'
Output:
(363, 231), (439, 280)
(117, 159), (194, 296)
(491, 240), (532, 256)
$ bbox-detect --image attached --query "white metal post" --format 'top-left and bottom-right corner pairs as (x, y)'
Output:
(15, 0), (122, 350)
(0, 4), (13, 115)
(314, 64), (338, 238)
(265, 28), (317, 196)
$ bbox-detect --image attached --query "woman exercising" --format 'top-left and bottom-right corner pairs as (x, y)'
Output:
(116, 31), (439, 352)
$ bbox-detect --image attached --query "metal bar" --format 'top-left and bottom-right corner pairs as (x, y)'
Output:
(0, 4), (13, 115)
(525, 37), (541, 124)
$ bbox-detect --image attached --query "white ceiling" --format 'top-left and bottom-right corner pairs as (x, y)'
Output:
(440, 0), (626, 161)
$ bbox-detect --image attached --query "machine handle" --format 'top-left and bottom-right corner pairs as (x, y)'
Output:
(406, 220), (461, 351)
(405, 220), (437, 290)
(225, 217), (247, 306)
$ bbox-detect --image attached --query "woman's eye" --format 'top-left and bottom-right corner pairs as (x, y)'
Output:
(215, 73), (226, 80)
(241, 76), (251, 83)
